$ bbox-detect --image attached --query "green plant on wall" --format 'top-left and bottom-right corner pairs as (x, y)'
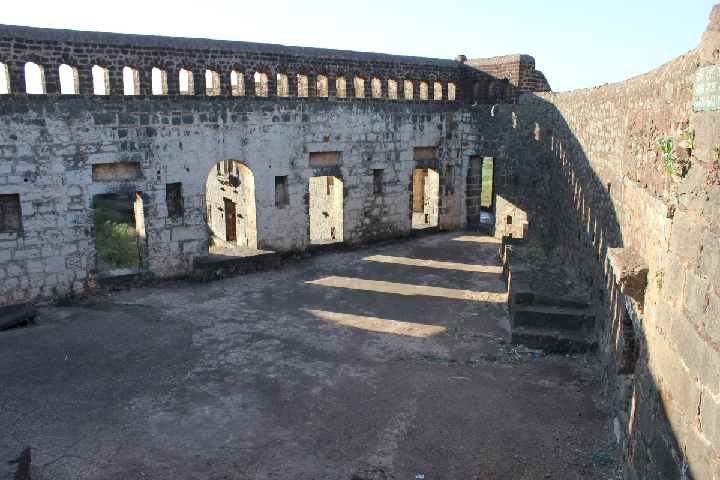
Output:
(655, 269), (665, 291)
(684, 129), (694, 154)
(657, 137), (681, 176)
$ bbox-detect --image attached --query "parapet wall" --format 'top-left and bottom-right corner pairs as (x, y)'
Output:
(465, 54), (551, 102)
(509, 7), (720, 479)
(0, 24), (547, 105)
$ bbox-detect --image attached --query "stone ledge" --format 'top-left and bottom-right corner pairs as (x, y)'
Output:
(0, 444), (30, 480)
(98, 267), (144, 287)
(511, 304), (596, 331)
(608, 246), (649, 311)
(193, 248), (281, 282)
(307, 241), (346, 255)
(511, 327), (598, 354)
(0, 304), (37, 331)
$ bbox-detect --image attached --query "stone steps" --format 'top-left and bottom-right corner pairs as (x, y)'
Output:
(510, 304), (596, 331)
(193, 249), (281, 281)
(511, 326), (598, 354)
(98, 266), (144, 287)
(501, 236), (597, 354)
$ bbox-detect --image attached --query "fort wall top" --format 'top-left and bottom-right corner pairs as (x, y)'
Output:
(0, 24), (549, 103)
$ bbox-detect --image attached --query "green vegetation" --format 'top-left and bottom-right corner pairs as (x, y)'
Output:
(397, 350), (520, 366)
(541, 343), (572, 356)
(656, 269), (665, 291)
(135, 269), (158, 287)
(588, 452), (615, 466)
(53, 297), (152, 310)
(396, 354), (461, 364)
(657, 137), (681, 176)
(684, 129), (694, 153)
(475, 353), (500, 362)
(445, 328), (498, 343)
(481, 158), (494, 207)
(93, 196), (139, 269)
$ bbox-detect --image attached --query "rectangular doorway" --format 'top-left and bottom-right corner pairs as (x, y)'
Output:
(92, 193), (141, 273)
(481, 157), (495, 210)
(467, 156), (494, 226)
(224, 198), (237, 242)
(309, 175), (343, 244)
(412, 168), (439, 229)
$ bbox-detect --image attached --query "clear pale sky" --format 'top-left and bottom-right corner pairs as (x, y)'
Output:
(2, 0), (717, 92)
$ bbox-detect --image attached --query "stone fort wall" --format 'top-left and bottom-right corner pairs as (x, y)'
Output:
(0, 23), (550, 306)
(2, 13), (719, 480)
(503, 8), (720, 479)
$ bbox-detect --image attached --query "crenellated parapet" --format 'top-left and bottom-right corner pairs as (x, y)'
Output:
(0, 24), (550, 104)
(0, 24), (470, 101)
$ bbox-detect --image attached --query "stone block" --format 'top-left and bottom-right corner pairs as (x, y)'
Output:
(653, 296), (673, 335)
(669, 209), (702, 267)
(608, 246), (649, 307)
(700, 387), (720, 453)
(668, 313), (720, 396)
(45, 256), (67, 272)
(684, 427), (716, 480)
(683, 270), (709, 326)
(663, 254), (686, 302)
(648, 425), (683, 478)
(706, 288), (720, 343)
(25, 261), (43, 274)
(0, 304), (37, 331)
(701, 230), (720, 287)
(0, 443), (30, 480)
(649, 337), (701, 418)
(170, 226), (205, 242)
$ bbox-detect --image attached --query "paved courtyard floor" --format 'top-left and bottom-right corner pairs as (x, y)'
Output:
(0, 232), (618, 480)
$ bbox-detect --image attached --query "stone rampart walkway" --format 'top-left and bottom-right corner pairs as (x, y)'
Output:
(0, 232), (616, 479)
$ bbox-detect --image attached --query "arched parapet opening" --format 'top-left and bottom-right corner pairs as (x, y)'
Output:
(0, 61), (9, 94)
(254, 70), (269, 97)
(178, 67), (194, 95)
(59, 63), (79, 94)
(231, 70), (245, 96)
(24, 61), (46, 94)
(205, 160), (257, 250)
(91, 64), (110, 95)
(335, 75), (347, 98)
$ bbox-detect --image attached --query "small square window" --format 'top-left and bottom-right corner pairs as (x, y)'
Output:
(0, 194), (23, 232)
(166, 183), (183, 217)
(275, 176), (289, 206)
(373, 169), (383, 195)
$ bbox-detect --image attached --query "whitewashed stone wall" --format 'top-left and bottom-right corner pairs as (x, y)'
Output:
(0, 100), (472, 305)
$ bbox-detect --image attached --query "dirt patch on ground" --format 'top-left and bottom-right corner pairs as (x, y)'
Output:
(0, 232), (620, 479)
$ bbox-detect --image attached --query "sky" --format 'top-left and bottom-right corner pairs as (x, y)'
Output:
(2, 0), (718, 92)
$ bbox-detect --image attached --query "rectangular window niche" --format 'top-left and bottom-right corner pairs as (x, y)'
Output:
(92, 163), (141, 182)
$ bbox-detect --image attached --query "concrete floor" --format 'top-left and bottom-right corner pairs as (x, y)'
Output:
(0, 232), (617, 480)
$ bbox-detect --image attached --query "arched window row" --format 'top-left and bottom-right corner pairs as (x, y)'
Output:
(0, 61), (458, 101)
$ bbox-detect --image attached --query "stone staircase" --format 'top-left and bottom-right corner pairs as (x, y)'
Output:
(501, 237), (597, 353)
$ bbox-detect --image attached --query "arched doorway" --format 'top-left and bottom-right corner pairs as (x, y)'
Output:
(205, 160), (257, 249)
